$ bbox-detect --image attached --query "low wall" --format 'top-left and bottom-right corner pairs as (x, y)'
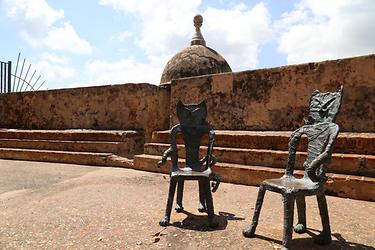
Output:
(0, 83), (170, 140)
(0, 54), (374, 137)
(171, 54), (375, 132)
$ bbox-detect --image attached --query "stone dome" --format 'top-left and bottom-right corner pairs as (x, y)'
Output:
(160, 15), (232, 84)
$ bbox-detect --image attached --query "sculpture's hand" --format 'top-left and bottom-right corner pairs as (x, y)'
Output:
(157, 158), (166, 168)
(200, 155), (207, 164)
(281, 173), (293, 179)
(157, 161), (162, 168)
(304, 162), (320, 182)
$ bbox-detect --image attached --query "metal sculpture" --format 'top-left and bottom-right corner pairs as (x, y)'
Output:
(243, 86), (343, 250)
(158, 100), (220, 228)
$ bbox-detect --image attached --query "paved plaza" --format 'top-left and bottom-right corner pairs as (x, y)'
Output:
(0, 159), (374, 249)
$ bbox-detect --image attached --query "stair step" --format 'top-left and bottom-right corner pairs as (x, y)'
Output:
(144, 143), (375, 177)
(133, 154), (375, 202)
(0, 139), (141, 157)
(0, 148), (133, 168)
(151, 130), (375, 154)
(0, 129), (143, 142)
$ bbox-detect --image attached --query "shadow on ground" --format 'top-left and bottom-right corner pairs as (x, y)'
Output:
(251, 229), (375, 250)
(171, 211), (244, 231)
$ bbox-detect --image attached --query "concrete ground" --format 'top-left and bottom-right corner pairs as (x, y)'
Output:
(0, 159), (374, 250)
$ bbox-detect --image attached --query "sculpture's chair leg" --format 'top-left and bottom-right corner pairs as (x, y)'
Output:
(159, 178), (177, 226)
(294, 196), (307, 234)
(175, 180), (184, 212)
(198, 180), (207, 212)
(282, 193), (295, 250)
(314, 192), (332, 245)
(203, 179), (218, 228)
(243, 184), (266, 237)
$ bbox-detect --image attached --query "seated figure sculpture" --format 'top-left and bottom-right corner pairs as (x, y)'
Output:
(158, 100), (220, 228)
(243, 86), (343, 250)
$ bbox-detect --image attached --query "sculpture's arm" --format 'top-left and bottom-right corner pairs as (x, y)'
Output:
(205, 128), (216, 170)
(157, 124), (181, 172)
(306, 124), (339, 180)
(284, 127), (304, 177)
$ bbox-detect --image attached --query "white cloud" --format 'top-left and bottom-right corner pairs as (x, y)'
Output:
(99, 0), (272, 77)
(76, 56), (168, 87)
(4, 0), (64, 36)
(3, 0), (92, 54)
(43, 23), (92, 54)
(33, 53), (77, 88)
(203, 2), (272, 69)
(277, 0), (375, 64)
(110, 31), (133, 42)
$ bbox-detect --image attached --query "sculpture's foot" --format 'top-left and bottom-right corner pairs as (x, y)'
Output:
(208, 218), (219, 228)
(293, 223), (307, 234)
(242, 225), (256, 238)
(313, 231), (331, 245)
(198, 203), (207, 213)
(175, 204), (184, 213)
(159, 216), (170, 227)
(280, 247), (289, 250)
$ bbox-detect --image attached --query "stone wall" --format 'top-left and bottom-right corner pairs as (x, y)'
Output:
(170, 54), (375, 132)
(0, 83), (170, 140)
(0, 54), (374, 137)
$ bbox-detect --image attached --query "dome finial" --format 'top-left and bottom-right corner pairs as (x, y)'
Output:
(191, 14), (206, 46)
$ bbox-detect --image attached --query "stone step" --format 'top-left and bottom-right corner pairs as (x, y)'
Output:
(0, 139), (140, 158)
(0, 148), (133, 168)
(0, 129), (143, 142)
(144, 143), (375, 177)
(133, 154), (375, 202)
(151, 130), (375, 154)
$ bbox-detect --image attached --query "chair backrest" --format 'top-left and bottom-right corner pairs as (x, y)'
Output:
(306, 85), (343, 125)
(286, 86), (343, 181)
(304, 86), (343, 180)
(176, 100), (210, 170)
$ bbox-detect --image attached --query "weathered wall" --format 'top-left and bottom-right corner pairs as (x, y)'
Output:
(0, 83), (170, 140)
(171, 54), (375, 132)
(0, 54), (374, 136)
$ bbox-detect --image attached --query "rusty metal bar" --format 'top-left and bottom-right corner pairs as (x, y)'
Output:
(19, 63), (31, 92)
(31, 75), (41, 90)
(26, 70), (36, 91)
(7, 61), (12, 93)
(37, 80), (45, 90)
(12, 53), (20, 92)
(3, 63), (7, 93)
(1, 62), (3, 93)
(16, 58), (25, 92)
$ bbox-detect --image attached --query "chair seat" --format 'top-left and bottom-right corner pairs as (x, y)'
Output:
(171, 167), (212, 178)
(262, 176), (322, 194)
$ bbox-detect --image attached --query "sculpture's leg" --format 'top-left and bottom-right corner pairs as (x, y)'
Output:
(175, 180), (184, 212)
(314, 192), (332, 245)
(198, 180), (207, 212)
(281, 193), (295, 250)
(243, 184), (266, 237)
(294, 196), (307, 234)
(159, 178), (177, 226)
(203, 179), (218, 228)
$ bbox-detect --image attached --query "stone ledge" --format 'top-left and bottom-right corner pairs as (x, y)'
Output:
(133, 154), (375, 202)
(151, 130), (375, 154)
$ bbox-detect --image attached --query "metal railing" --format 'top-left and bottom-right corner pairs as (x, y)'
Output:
(0, 53), (45, 94)
(0, 60), (12, 93)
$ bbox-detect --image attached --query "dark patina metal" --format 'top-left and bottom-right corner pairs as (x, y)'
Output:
(243, 86), (343, 250)
(158, 100), (220, 228)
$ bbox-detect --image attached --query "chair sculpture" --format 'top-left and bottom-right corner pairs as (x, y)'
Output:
(243, 86), (343, 250)
(158, 100), (220, 228)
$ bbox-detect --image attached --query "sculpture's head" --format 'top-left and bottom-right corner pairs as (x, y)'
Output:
(306, 85), (343, 124)
(176, 100), (208, 126)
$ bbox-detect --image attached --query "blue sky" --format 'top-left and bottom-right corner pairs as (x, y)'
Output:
(1, 0), (374, 90)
